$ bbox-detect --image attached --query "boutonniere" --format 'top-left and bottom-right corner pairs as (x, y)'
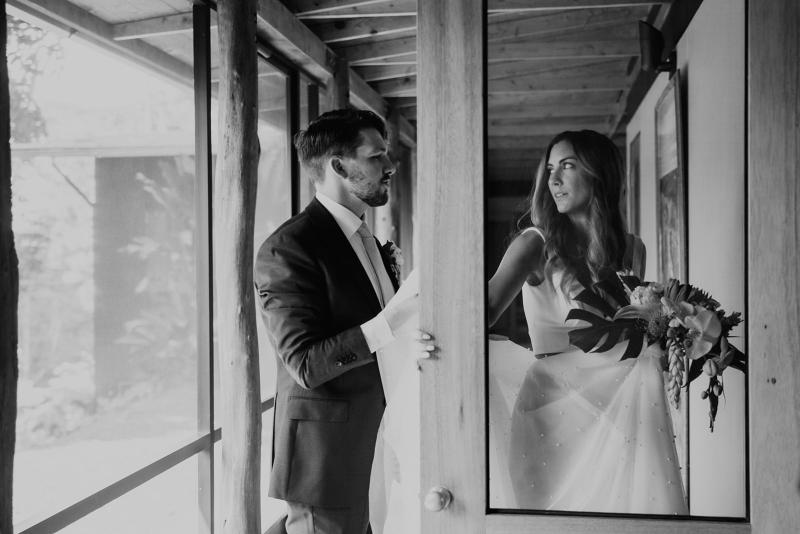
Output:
(381, 241), (403, 281)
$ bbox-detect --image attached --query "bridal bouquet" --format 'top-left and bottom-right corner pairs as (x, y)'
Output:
(566, 273), (745, 431)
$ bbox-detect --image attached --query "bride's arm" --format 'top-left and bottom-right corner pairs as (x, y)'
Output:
(487, 230), (545, 327)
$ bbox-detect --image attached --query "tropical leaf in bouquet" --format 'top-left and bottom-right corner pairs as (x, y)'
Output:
(594, 275), (632, 309)
(566, 308), (646, 360)
(571, 287), (617, 318)
(619, 275), (642, 291)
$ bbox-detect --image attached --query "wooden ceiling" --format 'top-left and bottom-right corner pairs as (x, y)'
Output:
(284, 0), (673, 146)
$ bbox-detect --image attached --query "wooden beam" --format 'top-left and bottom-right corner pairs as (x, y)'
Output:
(305, 16), (416, 43)
(326, 54), (350, 109)
(488, 57), (628, 80)
(489, 132), (624, 150)
(489, 116), (612, 136)
(489, 38), (638, 60)
(490, 72), (629, 92)
(9, 0), (193, 85)
(337, 34), (416, 63)
(490, 103), (619, 119)
(348, 67), (388, 115)
(489, 89), (620, 107)
(216, 1), (261, 533)
(112, 12), (198, 41)
(291, 0), (417, 18)
(487, 0), (669, 12)
(355, 63), (417, 81)
(749, 0), (800, 531)
(0, 2), (19, 532)
(372, 75), (415, 97)
(256, 0), (333, 82)
(487, 8), (646, 42)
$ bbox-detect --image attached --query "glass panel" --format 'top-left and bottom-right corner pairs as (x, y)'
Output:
(59, 456), (200, 534)
(10, 7), (199, 527)
(484, 0), (747, 518)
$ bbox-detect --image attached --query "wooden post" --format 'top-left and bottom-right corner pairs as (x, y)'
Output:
(324, 54), (349, 111)
(0, 2), (20, 532)
(417, 1), (484, 533)
(748, 0), (800, 531)
(216, 1), (261, 533)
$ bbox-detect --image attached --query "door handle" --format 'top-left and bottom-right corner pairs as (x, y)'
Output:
(423, 486), (453, 512)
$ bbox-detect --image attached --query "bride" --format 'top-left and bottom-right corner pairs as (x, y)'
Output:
(486, 129), (687, 514)
(372, 130), (686, 532)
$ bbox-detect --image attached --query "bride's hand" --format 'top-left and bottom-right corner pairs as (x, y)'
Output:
(415, 330), (436, 360)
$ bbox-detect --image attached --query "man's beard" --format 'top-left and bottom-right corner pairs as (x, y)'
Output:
(348, 171), (390, 207)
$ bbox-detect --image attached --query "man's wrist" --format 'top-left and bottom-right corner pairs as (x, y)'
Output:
(361, 312), (395, 353)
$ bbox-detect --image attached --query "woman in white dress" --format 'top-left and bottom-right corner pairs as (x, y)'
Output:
(487, 130), (687, 514)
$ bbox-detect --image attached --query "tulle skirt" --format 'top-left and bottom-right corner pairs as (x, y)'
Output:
(490, 339), (688, 515)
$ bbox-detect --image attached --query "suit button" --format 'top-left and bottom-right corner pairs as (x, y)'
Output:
(335, 361), (343, 367)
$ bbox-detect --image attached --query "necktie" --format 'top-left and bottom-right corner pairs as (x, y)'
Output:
(357, 222), (395, 307)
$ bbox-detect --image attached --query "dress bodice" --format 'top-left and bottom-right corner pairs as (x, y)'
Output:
(518, 227), (582, 355)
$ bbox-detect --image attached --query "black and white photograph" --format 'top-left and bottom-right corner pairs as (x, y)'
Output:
(1, 1), (797, 534)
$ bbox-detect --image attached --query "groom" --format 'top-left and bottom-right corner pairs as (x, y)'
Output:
(256, 108), (426, 534)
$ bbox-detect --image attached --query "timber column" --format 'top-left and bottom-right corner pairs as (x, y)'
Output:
(216, 1), (261, 533)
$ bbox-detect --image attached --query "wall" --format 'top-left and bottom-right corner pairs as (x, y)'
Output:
(625, 0), (746, 517)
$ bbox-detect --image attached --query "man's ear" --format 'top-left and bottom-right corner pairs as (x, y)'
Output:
(330, 157), (347, 179)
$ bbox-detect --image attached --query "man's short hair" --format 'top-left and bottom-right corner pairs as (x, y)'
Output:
(294, 108), (387, 182)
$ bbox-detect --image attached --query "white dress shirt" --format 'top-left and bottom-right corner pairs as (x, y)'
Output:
(315, 192), (396, 352)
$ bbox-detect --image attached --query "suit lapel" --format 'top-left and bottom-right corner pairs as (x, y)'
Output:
(305, 198), (383, 312)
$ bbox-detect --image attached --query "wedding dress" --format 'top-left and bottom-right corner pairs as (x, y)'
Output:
(490, 228), (688, 514)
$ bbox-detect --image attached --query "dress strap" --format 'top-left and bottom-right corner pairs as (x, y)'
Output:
(521, 226), (546, 242)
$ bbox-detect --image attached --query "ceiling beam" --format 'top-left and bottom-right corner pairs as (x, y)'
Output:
(491, 73), (629, 92)
(354, 63), (416, 81)
(336, 34), (415, 63)
(9, 0), (193, 86)
(487, 0), (669, 12)
(348, 68), (388, 115)
(489, 90), (620, 107)
(372, 76), (415, 97)
(489, 132), (624, 150)
(490, 103), (620, 119)
(489, 116), (612, 136)
(489, 38), (638, 60)
(487, 7), (647, 42)
(305, 16), (416, 43)
(112, 12), (198, 41)
(291, 0), (416, 19)
(488, 57), (628, 80)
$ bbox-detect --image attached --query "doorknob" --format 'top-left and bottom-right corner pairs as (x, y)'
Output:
(424, 486), (453, 512)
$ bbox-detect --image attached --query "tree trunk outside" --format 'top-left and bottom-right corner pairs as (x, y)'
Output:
(0, 2), (21, 532)
(216, 1), (261, 533)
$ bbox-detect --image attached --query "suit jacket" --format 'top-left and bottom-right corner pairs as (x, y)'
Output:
(254, 198), (400, 508)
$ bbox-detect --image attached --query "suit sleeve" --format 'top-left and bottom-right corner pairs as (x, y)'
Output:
(254, 232), (375, 390)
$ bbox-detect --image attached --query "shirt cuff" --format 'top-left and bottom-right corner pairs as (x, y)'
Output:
(361, 312), (396, 353)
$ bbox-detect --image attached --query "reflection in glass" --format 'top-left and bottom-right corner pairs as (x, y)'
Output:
(485, 0), (746, 518)
(10, 9), (198, 526)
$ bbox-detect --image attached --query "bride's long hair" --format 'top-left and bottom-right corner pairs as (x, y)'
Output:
(526, 130), (628, 294)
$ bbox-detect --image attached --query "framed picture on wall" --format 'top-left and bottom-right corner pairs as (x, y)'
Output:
(627, 132), (641, 235)
(654, 70), (687, 283)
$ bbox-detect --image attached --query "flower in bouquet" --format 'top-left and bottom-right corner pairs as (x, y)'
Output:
(566, 274), (745, 431)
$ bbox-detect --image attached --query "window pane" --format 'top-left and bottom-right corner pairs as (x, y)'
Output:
(10, 8), (199, 526)
(59, 456), (200, 534)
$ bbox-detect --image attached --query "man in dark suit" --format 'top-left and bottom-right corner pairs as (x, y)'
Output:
(256, 109), (429, 534)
